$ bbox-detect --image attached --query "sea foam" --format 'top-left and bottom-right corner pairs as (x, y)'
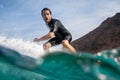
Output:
(0, 35), (46, 59)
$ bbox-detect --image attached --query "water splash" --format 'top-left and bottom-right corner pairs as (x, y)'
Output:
(0, 35), (44, 59)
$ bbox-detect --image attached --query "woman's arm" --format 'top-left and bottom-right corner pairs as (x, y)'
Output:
(33, 32), (54, 42)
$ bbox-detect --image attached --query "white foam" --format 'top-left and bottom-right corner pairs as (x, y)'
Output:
(0, 35), (45, 59)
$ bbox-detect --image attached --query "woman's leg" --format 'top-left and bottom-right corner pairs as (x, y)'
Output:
(61, 40), (76, 53)
(43, 42), (52, 53)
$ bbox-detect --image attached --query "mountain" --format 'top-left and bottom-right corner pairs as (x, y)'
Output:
(71, 13), (120, 53)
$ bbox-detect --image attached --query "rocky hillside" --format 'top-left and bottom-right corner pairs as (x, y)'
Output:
(71, 13), (120, 53)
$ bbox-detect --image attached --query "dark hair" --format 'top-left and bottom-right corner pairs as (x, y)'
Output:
(41, 8), (52, 15)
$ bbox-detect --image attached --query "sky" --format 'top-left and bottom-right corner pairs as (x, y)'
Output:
(0, 0), (120, 42)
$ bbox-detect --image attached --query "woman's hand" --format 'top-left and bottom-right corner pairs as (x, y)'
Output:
(33, 38), (40, 42)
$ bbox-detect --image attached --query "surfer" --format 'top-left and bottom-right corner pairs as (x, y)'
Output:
(33, 8), (76, 53)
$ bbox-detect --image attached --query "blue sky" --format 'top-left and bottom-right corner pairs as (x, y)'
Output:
(0, 0), (120, 42)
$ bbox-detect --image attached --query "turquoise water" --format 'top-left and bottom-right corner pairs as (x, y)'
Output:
(0, 45), (120, 80)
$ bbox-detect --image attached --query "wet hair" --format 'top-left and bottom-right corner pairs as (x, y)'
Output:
(41, 8), (52, 15)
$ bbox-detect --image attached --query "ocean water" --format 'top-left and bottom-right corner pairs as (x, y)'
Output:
(0, 35), (120, 80)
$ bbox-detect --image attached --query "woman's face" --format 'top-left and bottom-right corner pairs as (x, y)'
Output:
(42, 10), (52, 23)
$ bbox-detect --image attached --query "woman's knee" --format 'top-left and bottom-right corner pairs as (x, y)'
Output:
(43, 42), (51, 50)
(62, 40), (69, 47)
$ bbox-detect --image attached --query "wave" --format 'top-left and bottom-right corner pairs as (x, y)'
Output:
(0, 35), (45, 58)
(0, 45), (120, 80)
(0, 35), (63, 58)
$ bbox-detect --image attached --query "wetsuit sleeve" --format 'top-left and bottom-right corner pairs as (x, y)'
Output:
(50, 21), (58, 32)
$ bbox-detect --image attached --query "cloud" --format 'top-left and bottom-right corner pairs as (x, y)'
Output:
(0, 4), (4, 8)
(0, 0), (120, 40)
(93, 1), (120, 18)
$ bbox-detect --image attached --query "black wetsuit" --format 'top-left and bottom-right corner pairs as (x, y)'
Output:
(47, 18), (72, 46)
